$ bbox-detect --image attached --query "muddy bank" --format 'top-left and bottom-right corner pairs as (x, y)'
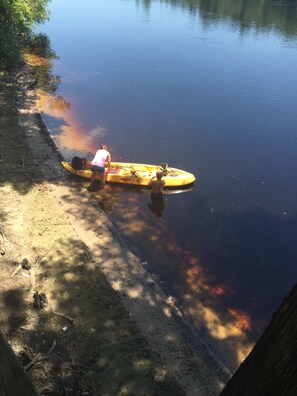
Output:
(0, 69), (230, 395)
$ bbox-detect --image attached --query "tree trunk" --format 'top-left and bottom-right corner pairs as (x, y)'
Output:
(0, 332), (38, 396)
(220, 283), (297, 396)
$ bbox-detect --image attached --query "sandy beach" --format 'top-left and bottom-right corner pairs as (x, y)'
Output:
(0, 68), (231, 395)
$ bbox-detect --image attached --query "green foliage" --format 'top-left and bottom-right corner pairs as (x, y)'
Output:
(0, 0), (50, 30)
(0, 0), (50, 70)
(23, 32), (60, 93)
(22, 32), (62, 96)
(25, 32), (56, 59)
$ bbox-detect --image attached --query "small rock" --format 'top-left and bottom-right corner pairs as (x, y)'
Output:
(21, 258), (31, 271)
(33, 291), (48, 309)
(33, 291), (42, 309)
(40, 292), (48, 308)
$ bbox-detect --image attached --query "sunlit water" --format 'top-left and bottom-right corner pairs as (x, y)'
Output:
(37, 0), (297, 369)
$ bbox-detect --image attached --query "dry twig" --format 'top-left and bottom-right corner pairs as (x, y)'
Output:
(0, 229), (5, 256)
(24, 352), (42, 371)
(47, 339), (57, 355)
(33, 244), (54, 269)
(11, 264), (22, 277)
(52, 311), (74, 323)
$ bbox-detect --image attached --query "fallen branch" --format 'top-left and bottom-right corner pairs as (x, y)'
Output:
(52, 311), (74, 323)
(38, 377), (54, 393)
(23, 340), (57, 369)
(0, 229), (5, 256)
(22, 350), (33, 363)
(11, 264), (22, 277)
(24, 352), (42, 371)
(33, 244), (54, 269)
(15, 68), (29, 79)
(12, 259), (32, 278)
(47, 339), (57, 355)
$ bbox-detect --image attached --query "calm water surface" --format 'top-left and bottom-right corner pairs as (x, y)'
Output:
(37, 0), (297, 368)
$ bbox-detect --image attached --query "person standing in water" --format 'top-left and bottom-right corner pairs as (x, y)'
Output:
(148, 171), (165, 217)
(87, 144), (111, 191)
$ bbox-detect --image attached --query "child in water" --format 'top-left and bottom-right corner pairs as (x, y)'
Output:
(148, 171), (165, 217)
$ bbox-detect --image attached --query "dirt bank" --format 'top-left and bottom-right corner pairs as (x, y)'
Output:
(0, 69), (231, 395)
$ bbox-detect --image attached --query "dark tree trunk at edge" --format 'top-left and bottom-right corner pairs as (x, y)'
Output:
(220, 283), (297, 396)
(0, 332), (38, 395)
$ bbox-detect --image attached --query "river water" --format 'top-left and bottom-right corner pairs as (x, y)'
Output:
(37, 0), (297, 369)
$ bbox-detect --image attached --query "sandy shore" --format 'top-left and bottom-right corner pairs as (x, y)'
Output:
(0, 69), (231, 395)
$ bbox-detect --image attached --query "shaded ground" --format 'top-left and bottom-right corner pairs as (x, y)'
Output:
(0, 69), (230, 395)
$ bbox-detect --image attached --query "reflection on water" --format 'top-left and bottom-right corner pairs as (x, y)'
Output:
(138, 0), (297, 38)
(148, 194), (165, 217)
(37, 0), (297, 371)
(106, 190), (259, 369)
(38, 91), (96, 154)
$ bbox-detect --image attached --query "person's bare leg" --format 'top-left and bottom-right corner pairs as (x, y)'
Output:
(87, 172), (96, 191)
(90, 172), (96, 186)
(100, 172), (106, 188)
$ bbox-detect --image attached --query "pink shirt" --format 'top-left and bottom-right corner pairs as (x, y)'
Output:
(92, 149), (109, 167)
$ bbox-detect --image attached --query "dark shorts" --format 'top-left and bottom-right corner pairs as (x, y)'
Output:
(91, 165), (105, 174)
(151, 192), (163, 200)
(150, 193), (164, 217)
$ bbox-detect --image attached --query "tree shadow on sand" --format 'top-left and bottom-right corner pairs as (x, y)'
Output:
(2, 235), (184, 394)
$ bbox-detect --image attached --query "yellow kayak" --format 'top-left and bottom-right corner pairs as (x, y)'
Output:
(61, 161), (196, 187)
